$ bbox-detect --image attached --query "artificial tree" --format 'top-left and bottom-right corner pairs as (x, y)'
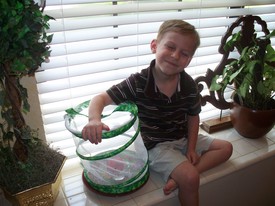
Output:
(0, 0), (65, 198)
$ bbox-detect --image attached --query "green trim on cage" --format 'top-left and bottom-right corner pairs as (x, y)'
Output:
(76, 122), (140, 160)
(83, 164), (150, 195)
(64, 101), (138, 139)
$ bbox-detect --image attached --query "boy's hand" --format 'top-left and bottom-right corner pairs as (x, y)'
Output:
(186, 150), (199, 165)
(82, 120), (110, 144)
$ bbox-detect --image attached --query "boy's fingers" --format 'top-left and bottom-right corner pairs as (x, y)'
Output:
(102, 124), (110, 131)
(82, 123), (109, 144)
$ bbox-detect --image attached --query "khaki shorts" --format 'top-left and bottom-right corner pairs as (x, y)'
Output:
(148, 134), (214, 182)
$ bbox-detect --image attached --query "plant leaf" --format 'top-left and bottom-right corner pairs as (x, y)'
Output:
(266, 30), (275, 39)
(238, 80), (249, 98)
(223, 32), (241, 52)
(247, 60), (260, 74)
(257, 81), (265, 96)
(265, 44), (275, 62)
(209, 75), (222, 91)
(229, 64), (245, 82)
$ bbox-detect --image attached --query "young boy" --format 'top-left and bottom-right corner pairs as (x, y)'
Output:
(82, 19), (233, 206)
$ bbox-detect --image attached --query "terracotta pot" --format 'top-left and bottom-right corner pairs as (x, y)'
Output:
(230, 101), (275, 138)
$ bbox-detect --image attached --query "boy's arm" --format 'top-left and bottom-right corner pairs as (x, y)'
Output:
(82, 92), (114, 144)
(186, 114), (200, 164)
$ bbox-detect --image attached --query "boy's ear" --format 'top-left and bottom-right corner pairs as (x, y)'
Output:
(150, 39), (157, 53)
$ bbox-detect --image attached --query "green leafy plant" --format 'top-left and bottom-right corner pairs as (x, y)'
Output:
(0, 0), (65, 195)
(210, 30), (275, 110)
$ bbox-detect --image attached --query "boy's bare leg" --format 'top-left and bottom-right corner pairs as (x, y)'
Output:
(195, 139), (233, 173)
(164, 161), (200, 206)
(163, 139), (232, 206)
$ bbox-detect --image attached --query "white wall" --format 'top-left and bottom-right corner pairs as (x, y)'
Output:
(21, 76), (46, 141)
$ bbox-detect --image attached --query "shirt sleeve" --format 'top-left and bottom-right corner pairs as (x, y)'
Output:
(188, 93), (201, 116)
(106, 74), (137, 104)
(183, 74), (201, 116)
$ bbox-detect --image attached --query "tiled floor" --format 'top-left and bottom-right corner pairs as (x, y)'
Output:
(1, 127), (275, 206)
(55, 127), (275, 206)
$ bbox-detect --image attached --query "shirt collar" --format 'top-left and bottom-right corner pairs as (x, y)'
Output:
(144, 59), (182, 99)
(144, 60), (157, 98)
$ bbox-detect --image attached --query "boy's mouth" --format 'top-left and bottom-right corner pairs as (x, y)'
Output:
(165, 59), (178, 68)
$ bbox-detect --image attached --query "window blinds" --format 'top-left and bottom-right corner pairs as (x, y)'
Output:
(37, 0), (275, 159)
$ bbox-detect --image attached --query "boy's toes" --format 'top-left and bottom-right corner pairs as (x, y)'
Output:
(163, 178), (178, 195)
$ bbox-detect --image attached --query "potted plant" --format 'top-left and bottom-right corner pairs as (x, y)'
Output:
(210, 16), (275, 138)
(0, 0), (66, 205)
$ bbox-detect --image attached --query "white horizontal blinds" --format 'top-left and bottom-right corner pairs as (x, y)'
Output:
(37, 0), (275, 159)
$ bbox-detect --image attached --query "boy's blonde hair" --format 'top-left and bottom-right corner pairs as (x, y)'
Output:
(157, 19), (200, 53)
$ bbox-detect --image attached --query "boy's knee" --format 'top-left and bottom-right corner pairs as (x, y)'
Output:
(212, 139), (233, 160)
(176, 165), (200, 191)
(223, 141), (233, 158)
(184, 170), (200, 192)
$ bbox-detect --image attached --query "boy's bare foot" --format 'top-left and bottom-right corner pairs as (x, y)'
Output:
(163, 178), (178, 195)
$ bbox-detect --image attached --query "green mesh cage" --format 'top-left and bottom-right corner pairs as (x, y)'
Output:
(64, 101), (149, 195)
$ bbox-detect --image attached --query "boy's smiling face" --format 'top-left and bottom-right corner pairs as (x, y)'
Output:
(151, 31), (197, 77)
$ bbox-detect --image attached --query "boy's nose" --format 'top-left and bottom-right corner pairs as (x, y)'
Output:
(171, 51), (180, 59)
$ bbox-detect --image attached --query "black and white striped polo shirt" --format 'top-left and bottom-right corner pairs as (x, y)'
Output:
(107, 60), (201, 149)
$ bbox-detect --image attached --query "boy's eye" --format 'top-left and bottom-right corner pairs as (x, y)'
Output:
(166, 44), (175, 50)
(181, 52), (189, 57)
(165, 43), (191, 57)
